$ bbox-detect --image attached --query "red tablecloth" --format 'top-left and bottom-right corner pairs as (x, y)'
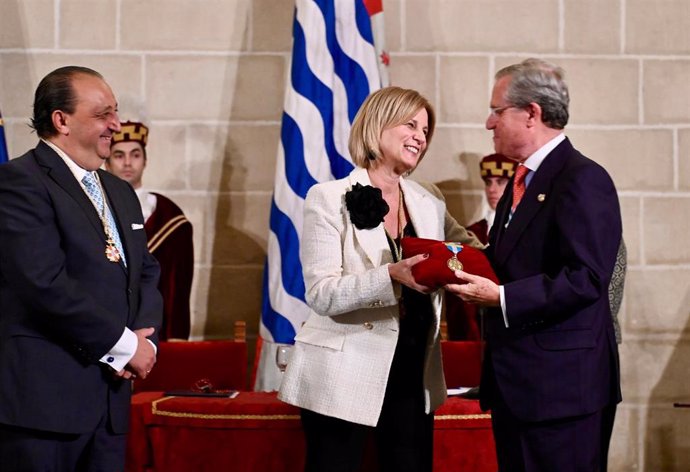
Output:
(126, 391), (496, 472)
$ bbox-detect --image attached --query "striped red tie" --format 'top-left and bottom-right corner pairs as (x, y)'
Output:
(511, 165), (529, 212)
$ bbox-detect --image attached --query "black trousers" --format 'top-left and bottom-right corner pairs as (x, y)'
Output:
(0, 414), (126, 472)
(491, 396), (617, 472)
(300, 394), (434, 472)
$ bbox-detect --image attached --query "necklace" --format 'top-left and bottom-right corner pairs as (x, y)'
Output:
(386, 187), (407, 319)
(84, 174), (122, 263)
(385, 187), (405, 262)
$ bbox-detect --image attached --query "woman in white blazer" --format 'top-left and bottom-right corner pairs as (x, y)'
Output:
(278, 87), (482, 472)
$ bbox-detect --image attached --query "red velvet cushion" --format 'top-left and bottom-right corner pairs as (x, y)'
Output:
(401, 237), (498, 289)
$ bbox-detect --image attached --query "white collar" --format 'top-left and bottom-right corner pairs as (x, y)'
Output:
(42, 139), (92, 184)
(522, 133), (565, 173)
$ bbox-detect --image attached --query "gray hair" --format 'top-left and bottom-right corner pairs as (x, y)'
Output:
(496, 58), (570, 129)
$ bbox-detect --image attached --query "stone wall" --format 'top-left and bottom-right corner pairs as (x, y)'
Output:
(1, 1), (688, 469)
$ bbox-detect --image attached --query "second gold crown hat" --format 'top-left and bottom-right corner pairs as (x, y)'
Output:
(111, 121), (149, 147)
(479, 153), (516, 179)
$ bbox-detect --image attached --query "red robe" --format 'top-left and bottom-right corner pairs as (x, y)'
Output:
(145, 193), (194, 340)
(466, 219), (489, 246)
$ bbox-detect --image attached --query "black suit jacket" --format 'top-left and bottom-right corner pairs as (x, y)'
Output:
(0, 141), (163, 434)
(481, 138), (622, 422)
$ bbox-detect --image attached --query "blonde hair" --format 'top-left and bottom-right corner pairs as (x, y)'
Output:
(348, 86), (435, 169)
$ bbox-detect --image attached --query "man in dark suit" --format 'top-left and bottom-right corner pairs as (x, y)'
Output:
(446, 58), (622, 471)
(0, 66), (163, 471)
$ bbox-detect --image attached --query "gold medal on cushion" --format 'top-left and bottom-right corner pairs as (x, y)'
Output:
(401, 237), (499, 288)
(445, 242), (464, 272)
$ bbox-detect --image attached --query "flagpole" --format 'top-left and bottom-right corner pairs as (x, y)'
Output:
(255, 0), (386, 391)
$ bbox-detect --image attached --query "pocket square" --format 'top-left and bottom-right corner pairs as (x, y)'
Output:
(400, 237), (498, 289)
(131, 223), (144, 230)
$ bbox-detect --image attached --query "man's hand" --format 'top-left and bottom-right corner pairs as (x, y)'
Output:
(125, 327), (157, 379)
(445, 270), (500, 306)
(113, 368), (134, 380)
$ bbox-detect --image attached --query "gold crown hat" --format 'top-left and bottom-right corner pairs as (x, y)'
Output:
(479, 153), (516, 179)
(111, 121), (149, 147)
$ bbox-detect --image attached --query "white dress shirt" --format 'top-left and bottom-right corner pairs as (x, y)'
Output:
(43, 139), (139, 371)
(499, 133), (566, 326)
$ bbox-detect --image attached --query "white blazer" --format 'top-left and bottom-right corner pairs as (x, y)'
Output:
(278, 167), (478, 426)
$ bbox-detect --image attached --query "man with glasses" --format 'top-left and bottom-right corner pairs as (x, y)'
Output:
(446, 58), (622, 472)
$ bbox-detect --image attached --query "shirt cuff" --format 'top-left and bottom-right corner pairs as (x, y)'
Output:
(99, 328), (137, 371)
(499, 285), (509, 328)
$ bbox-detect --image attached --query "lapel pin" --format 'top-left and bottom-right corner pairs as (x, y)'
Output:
(537, 194), (546, 202)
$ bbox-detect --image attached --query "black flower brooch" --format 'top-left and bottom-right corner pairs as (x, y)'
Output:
(345, 183), (389, 230)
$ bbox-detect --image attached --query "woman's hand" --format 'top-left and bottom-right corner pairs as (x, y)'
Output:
(388, 253), (434, 294)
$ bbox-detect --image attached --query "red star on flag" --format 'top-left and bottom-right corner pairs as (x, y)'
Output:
(380, 50), (390, 66)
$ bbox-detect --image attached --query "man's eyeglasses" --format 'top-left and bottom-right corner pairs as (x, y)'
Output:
(488, 105), (518, 117)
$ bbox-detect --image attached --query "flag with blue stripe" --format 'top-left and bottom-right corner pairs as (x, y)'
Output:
(255, 0), (386, 391)
(0, 110), (8, 164)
